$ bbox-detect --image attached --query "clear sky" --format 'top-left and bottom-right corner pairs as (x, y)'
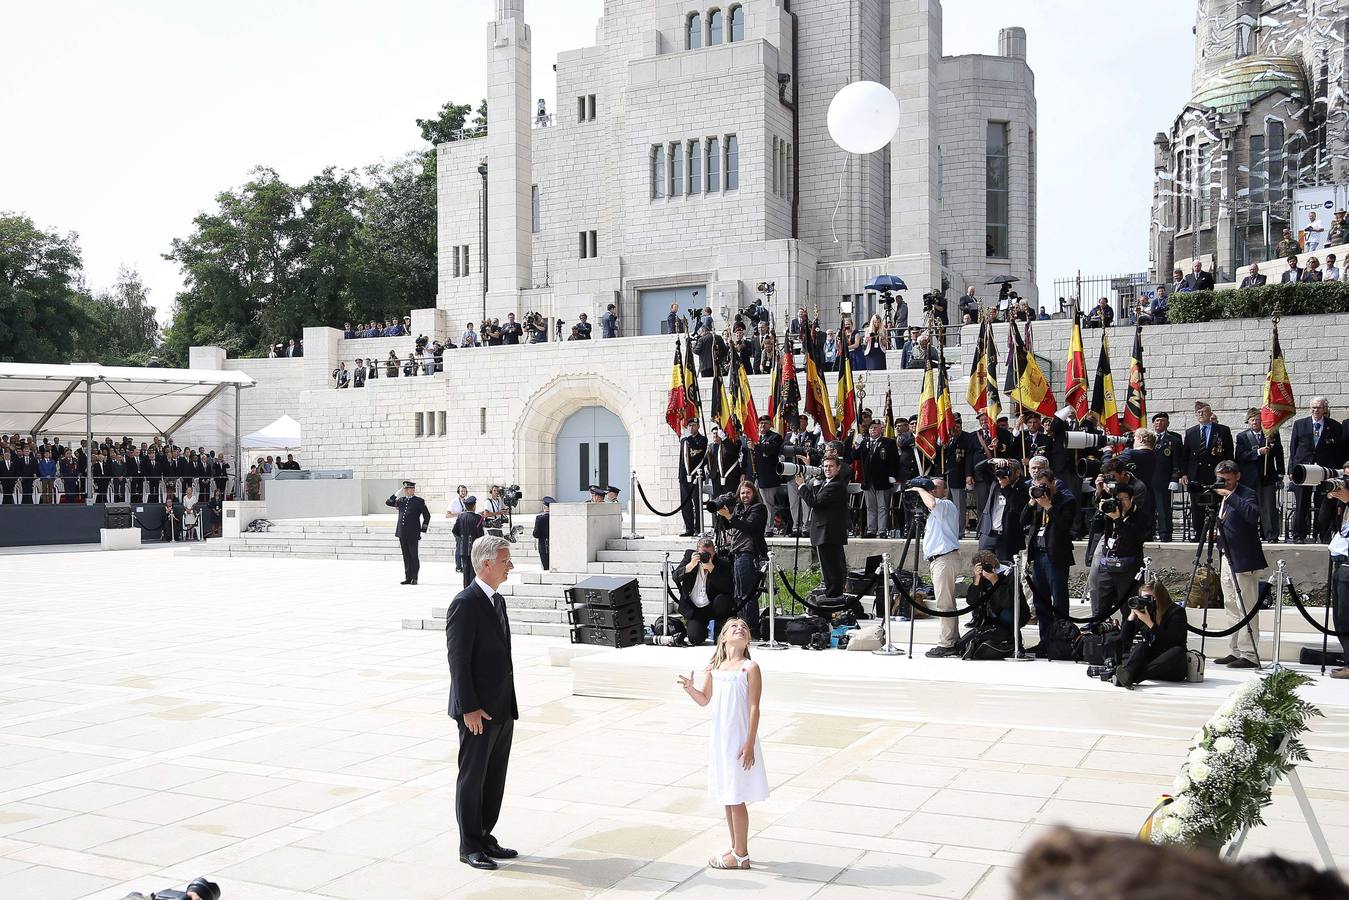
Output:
(0, 0), (1194, 321)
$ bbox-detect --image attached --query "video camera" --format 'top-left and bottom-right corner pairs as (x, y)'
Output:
(904, 476), (936, 492)
(1292, 464), (1345, 487)
(501, 484), (522, 509)
(1098, 498), (1119, 515)
(778, 461), (823, 479)
(130, 876), (221, 900)
(1063, 431), (1131, 451)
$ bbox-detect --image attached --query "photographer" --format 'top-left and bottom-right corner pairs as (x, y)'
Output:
(675, 535), (738, 646)
(907, 477), (963, 657)
(964, 549), (1029, 645)
(1324, 477), (1349, 678)
(714, 480), (769, 635)
(1092, 483), (1149, 621)
(974, 458), (1028, 562)
(1111, 580), (1187, 688)
(797, 455), (850, 598)
(1213, 459), (1265, 669)
(525, 313), (548, 343)
(1022, 469), (1079, 647)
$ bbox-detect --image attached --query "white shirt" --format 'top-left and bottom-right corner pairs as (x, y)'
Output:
(1306, 219), (1325, 249)
(485, 496), (504, 514)
(991, 492), (1007, 532)
(691, 565), (710, 608)
(449, 496), (466, 516)
(1323, 265), (1342, 282)
(1331, 508), (1349, 559)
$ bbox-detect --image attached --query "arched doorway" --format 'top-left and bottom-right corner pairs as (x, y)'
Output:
(555, 407), (629, 501)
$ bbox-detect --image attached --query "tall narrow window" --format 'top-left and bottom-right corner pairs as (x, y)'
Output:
(671, 142), (684, 195)
(726, 135), (738, 190)
(687, 12), (702, 49)
(652, 144), (666, 199)
(1266, 121), (1284, 204)
(588, 230), (598, 258)
(707, 137), (720, 192)
(579, 232), (588, 258)
(778, 142), (786, 196)
(785, 144), (792, 201)
(453, 246), (461, 278)
(1248, 135), (1266, 203)
(1236, 21), (1253, 58)
(689, 139), (702, 193)
(985, 121), (1009, 258)
(531, 185), (540, 233)
(586, 94), (596, 121)
(1197, 143), (1209, 225)
(709, 9), (724, 45)
(770, 137), (779, 194)
(729, 5), (744, 42)
(578, 96), (586, 123)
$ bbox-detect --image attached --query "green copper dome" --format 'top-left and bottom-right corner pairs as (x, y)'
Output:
(1193, 55), (1306, 114)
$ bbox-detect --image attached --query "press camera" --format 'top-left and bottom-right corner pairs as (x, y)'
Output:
(1029, 483), (1050, 499)
(1292, 464), (1346, 487)
(1126, 594), (1156, 611)
(703, 492), (736, 514)
(778, 461), (823, 479)
(904, 476), (936, 492)
(1063, 432), (1131, 451)
(1098, 498), (1119, 515)
(501, 484), (522, 508)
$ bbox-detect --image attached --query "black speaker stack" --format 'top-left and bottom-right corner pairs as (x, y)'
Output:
(566, 575), (644, 648)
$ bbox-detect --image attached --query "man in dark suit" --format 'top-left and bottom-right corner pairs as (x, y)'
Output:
(1238, 263), (1267, 289)
(1288, 397), (1344, 542)
(532, 496), (552, 571)
(1279, 255), (1302, 284)
(1180, 401), (1233, 537)
(973, 458), (1028, 562)
(91, 453), (110, 503)
(797, 455), (851, 597)
(678, 421), (709, 537)
(674, 535), (737, 646)
(1146, 412), (1184, 540)
(1212, 461), (1265, 669)
(110, 451), (127, 504)
(18, 448), (37, 504)
(385, 480), (431, 584)
(445, 535), (518, 871)
(1179, 261), (1215, 292)
(858, 421), (898, 537)
(749, 416), (786, 535)
(0, 450), (17, 504)
(1235, 408), (1285, 542)
(940, 415), (979, 537)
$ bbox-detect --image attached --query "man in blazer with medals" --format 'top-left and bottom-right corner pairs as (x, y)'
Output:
(1235, 408), (1285, 542)
(445, 535), (519, 870)
(1180, 401), (1234, 536)
(1288, 396), (1345, 542)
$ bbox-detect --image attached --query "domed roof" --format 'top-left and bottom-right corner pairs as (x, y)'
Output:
(1192, 55), (1306, 114)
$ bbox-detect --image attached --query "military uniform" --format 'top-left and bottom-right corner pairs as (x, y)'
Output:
(678, 427), (709, 536)
(386, 482), (432, 584)
(452, 506), (485, 588)
(533, 499), (552, 570)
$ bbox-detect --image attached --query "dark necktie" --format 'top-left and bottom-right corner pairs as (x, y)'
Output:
(491, 592), (509, 635)
(1315, 421), (1323, 447)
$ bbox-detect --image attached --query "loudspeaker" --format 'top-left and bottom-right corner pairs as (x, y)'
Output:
(568, 603), (642, 630)
(571, 623), (644, 649)
(567, 575), (640, 609)
(103, 506), (133, 529)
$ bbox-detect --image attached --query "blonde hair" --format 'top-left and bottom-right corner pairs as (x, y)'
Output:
(709, 618), (752, 669)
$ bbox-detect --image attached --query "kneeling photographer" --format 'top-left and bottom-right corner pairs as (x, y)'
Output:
(709, 480), (768, 637)
(1091, 483), (1149, 623)
(957, 550), (1031, 659)
(675, 535), (738, 646)
(1103, 579), (1187, 688)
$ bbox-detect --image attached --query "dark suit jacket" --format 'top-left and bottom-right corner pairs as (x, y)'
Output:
(674, 549), (736, 617)
(1021, 490), (1078, 567)
(976, 475), (1029, 559)
(858, 436), (899, 489)
(1182, 422), (1234, 483)
(387, 494), (431, 540)
(1150, 431), (1184, 489)
(445, 581), (518, 720)
(1239, 274), (1267, 288)
(725, 501), (769, 557)
(750, 431), (784, 488)
(1280, 268), (1301, 284)
(1181, 271), (1215, 292)
(1235, 428), (1284, 488)
(799, 474), (850, 545)
(1217, 484), (1267, 573)
(1288, 416), (1344, 470)
(532, 511), (549, 542)
(940, 431), (978, 485)
(1117, 448), (1157, 491)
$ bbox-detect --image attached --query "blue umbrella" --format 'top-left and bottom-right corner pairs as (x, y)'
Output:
(865, 275), (907, 293)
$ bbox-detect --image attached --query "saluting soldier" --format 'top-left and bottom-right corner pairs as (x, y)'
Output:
(678, 420), (709, 537)
(386, 480), (432, 585)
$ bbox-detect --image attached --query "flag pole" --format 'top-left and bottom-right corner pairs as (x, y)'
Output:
(1264, 311), (1280, 480)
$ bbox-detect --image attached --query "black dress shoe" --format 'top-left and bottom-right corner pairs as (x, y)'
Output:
(1213, 655), (1236, 665)
(460, 851), (498, 870)
(409, 579), (417, 585)
(484, 841), (518, 859)
(1227, 658), (1258, 669)
(400, 579), (412, 585)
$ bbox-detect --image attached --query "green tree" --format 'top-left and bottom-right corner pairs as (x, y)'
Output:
(0, 213), (91, 363)
(416, 98), (486, 144)
(357, 152), (438, 317)
(79, 266), (160, 365)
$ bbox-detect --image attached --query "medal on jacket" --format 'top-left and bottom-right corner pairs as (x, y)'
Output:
(1212, 439), (1222, 455)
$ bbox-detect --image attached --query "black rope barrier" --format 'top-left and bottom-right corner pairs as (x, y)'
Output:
(1287, 591), (1349, 638)
(1183, 594), (1266, 639)
(635, 480), (684, 518)
(1062, 597), (1126, 625)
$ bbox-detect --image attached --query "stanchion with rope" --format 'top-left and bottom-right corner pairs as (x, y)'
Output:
(758, 552), (788, 650)
(1011, 551), (1032, 661)
(636, 478), (684, 518)
(625, 470), (642, 540)
(661, 551), (671, 639)
(874, 552), (904, 656)
(1270, 560), (1288, 671)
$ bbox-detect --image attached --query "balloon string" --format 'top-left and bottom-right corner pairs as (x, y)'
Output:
(830, 154), (849, 245)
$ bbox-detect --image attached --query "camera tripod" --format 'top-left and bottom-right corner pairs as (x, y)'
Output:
(876, 504), (924, 657)
(1180, 498), (1263, 668)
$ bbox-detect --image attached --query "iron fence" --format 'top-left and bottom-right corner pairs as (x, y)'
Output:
(1049, 271), (1151, 321)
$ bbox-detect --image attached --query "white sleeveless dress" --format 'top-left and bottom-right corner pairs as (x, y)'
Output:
(707, 663), (770, 804)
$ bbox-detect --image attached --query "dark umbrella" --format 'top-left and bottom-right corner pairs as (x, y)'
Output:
(986, 275), (1020, 285)
(865, 275), (908, 293)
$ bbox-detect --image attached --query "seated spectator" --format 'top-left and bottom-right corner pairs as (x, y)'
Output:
(1179, 260), (1214, 292)
(1239, 263), (1267, 288)
(901, 331), (938, 369)
(1300, 255), (1323, 282)
(1280, 254), (1302, 283)
(1325, 252), (1342, 282)
(1084, 296), (1114, 328)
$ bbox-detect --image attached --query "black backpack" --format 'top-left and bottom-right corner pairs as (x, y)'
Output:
(1041, 620), (1084, 661)
(958, 625), (1014, 660)
(778, 614), (831, 647)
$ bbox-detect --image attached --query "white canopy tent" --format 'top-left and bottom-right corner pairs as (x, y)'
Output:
(0, 362), (255, 504)
(240, 414), (302, 451)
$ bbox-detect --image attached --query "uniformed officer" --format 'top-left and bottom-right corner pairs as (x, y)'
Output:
(679, 420), (709, 536)
(533, 496), (553, 571)
(1149, 411), (1184, 541)
(709, 427), (743, 497)
(386, 480), (431, 585)
(858, 420), (898, 537)
(940, 414), (979, 537)
(452, 495), (485, 587)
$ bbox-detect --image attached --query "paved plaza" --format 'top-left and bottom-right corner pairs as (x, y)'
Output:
(0, 545), (1346, 899)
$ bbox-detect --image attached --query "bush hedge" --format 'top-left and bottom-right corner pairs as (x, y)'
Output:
(1169, 281), (1349, 324)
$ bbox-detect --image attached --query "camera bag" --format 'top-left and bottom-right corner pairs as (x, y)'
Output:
(778, 614), (831, 647)
(957, 624), (1014, 660)
(1040, 620), (1084, 661)
(1080, 625), (1120, 666)
(1300, 647), (1346, 667)
(1187, 564), (1221, 609)
(1185, 649), (1206, 683)
(844, 623), (885, 651)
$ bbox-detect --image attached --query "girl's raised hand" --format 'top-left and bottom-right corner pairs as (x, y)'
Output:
(677, 670), (694, 691)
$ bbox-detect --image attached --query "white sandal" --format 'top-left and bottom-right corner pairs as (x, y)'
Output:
(708, 849), (751, 870)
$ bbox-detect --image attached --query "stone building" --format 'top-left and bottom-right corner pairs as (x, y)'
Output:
(436, 0), (1037, 337)
(1149, 0), (1349, 282)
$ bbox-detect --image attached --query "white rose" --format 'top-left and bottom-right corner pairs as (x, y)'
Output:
(1170, 796), (1193, 818)
(1189, 748), (1209, 765)
(1161, 816), (1183, 838)
(1173, 773), (1191, 793)
(1217, 701), (1236, 717)
(1210, 717), (1231, 734)
(1190, 762), (1211, 782)
(1214, 736), (1236, 753)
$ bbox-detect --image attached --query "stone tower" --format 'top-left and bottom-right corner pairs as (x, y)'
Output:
(889, 0), (944, 293)
(486, 0), (533, 306)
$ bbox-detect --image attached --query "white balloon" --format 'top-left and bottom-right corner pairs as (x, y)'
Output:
(826, 81), (900, 155)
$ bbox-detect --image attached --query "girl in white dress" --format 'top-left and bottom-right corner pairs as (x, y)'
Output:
(677, 618), (769, 870)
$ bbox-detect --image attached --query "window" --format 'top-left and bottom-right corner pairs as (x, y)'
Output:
(578, 96), (586, 123)
(729, 5), (744, 42)
(671, 142), (684, 195)
(587, 94), (596, 120)
(1197, 143), (1208, 225)
(577, 95), (595, 123)
(709, 8), (723, 45)
(531, 185), (540, 233)
(707, 136), (720, 192)
(1248, 135), (1266, 204)
(778, 141), (786, 196)
(687, 12), (702, 49)
(1266, 121), (1284, 204)
(771, 136), (779, 194)
(985, 121), (1009, 258)
(689, 139), (702, 193)
(785, 144), (792, 201)
(725, 134), (738, 190)
(589, 230), (598, 258)
(415, 413), (424, 437)
(462, 245), (470, 276)
(579, 230), (598, 259)
(651, 144), (666, 199)
(453, 244), (470, 278)
(1236, 21), (1253, 58)
(452, 246), (461, 278)
(437, 411), (447, 436)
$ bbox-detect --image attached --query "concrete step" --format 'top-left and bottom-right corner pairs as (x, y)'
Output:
(402, 617), (569, 639)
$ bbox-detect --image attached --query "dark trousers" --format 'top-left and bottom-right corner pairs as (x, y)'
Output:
(1293, 485), (1324, 541)
(1030, 554), (1070, 640)
(733, 552), (761, 636)
(537, 539), (549, 571)
(1153, 488), (1173, 541)
(1188, 487), (1211, 541)
(1094, 563), (1142, 621)
(0, 480), (13, 503)
(1121, 642), (1187, 684)
(1334, 560), (1349, 658)
(400, 536), (420, 582)
(679, 478), (698, 534)
(816, 542), (846, 598)
(1257, 483), (1279, 542)
(456, 537), (471, 574)
(686, 592), (737, 645)
(455, 715), (513, 855)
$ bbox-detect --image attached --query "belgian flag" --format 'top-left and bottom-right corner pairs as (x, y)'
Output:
(914, 359), (939, 460)
(802, 323), (837, 441)
(733, 361), (759, 443)
(1007, 321), (1057, 417)
(835, 351), (857, 439)
(1260, 319), (1296, 435)
(711, 366), (737, 441)
(665, 342), (690, 436)
(1065, 310), (1089, 419)
(683, 333), (702, 424)
(1122, 324), (1147, 432)
(884, 389), (896, 440)
(936, 339), (956, 447)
